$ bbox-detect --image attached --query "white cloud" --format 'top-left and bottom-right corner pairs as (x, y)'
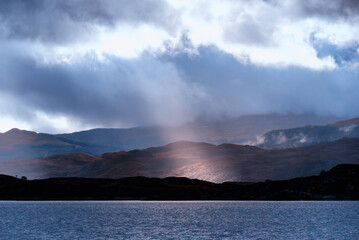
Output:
(0, 0), (359, 133)
(0, 116), (31, 133)
(173, 0), (341, 69)
(2, 0), (357, 70)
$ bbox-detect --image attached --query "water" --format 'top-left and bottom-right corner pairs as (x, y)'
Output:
(0, 201), (358, 240)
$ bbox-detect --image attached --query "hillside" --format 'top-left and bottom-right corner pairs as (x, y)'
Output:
(0, 128), (110, 161)
(256, 118), (359, 149)
(0, 114), (341, 162)
(2, 138), (358, 183)
(57, 114), (343, 148)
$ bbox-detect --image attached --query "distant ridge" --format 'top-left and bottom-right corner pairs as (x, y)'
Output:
(328, 118), (359, 126)
(256, 117), (359, 149)
(57, 114), (343, 147)
(0, 128), (110, 161)
(0, 114), (343, 162)
(1, 138), (358, 183)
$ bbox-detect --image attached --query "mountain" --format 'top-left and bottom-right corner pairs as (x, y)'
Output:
(0, 128), (111, 162)
(1, 164), (358, 200)
(0, 114), (341, 162)
(57, 114), (343, 149)
(256, 118), (359, 149)
(2, 138), (358, 182)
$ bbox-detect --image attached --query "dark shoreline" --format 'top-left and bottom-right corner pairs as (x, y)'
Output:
(1, 164), (358, 201)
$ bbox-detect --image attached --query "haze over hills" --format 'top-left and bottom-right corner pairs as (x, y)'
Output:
(255, 118), (359, 149)
(1, 115), (358, 183)
(2, 138), (358, 183)
(0, 114), (343, 162)
(57, 114), (344, 147)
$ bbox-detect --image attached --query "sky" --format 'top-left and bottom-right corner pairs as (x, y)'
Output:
(0, 0), (358, 133)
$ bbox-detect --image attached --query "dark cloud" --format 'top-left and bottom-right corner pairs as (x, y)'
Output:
(159, 44), (359, 118)
(0, 0), (179, 43)
(298, 0), (359, 20)
(0, 41), (358, 132)
(0, 46), (207, 129)
(224, 15), (275, 46)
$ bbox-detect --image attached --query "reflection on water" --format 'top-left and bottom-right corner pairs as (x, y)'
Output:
(0, 201), (358, 239)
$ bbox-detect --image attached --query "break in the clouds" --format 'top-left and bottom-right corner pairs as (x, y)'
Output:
(0, 0), (358, 133)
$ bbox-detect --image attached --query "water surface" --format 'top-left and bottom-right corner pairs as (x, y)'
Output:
(0, 201), (358, 239)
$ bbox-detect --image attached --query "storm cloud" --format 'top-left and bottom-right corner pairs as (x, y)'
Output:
(297, 0), (359, 20)
(0, 0), (358, 132)
(0, 0), (179, 43)
(0, 47), (208, 130)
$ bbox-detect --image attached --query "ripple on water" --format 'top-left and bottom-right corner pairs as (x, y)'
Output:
(0, 201), (358, 240)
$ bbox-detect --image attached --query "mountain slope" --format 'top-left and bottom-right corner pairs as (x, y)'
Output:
(57, 114), (343, 149)
(256, 118), (359, 149)
(2, 138), (358, 182)
(0, 128), (109, 162)
(0, 114), (343, 162)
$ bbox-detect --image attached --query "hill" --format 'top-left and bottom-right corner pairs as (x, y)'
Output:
(0, 128), (110, 161)
(0, 164), (358, 200)
(256, 118), (359, 149)
(57, 114), (343, 148)
(2, 138), (358, 182)
(0, 114), (341, 162)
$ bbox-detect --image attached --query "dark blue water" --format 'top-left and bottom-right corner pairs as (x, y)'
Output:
(0, 201), (358, 239)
